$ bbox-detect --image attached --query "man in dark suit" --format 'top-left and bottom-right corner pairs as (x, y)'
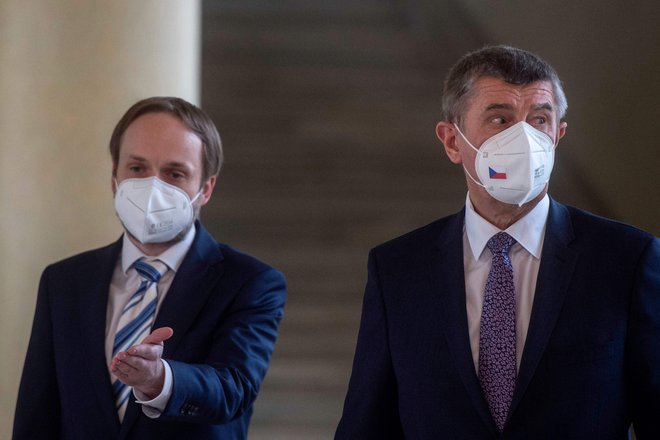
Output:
(13, 97), (287, 439)
(335, 45), (659, 439)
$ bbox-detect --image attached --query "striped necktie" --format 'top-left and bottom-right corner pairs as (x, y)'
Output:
(478, 232), (517, 431)
(112, 259), (167, 420)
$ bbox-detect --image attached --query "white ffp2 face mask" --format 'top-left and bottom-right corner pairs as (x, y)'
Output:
(454, 121), (556, 206)
(114, 177), (201, 244)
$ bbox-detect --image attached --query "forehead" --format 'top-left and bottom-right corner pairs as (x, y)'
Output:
(120, 112), (202, 162)
(465, 77), (556, 115)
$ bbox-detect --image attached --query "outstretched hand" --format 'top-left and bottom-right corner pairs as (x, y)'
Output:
(111, 327), (174, 400)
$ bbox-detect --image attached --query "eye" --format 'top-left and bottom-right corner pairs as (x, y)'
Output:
(169, 170), (186, 180)
(128, 165), (143, 173)
(530, 115), (548, 126)
(490, 116), (506, 125)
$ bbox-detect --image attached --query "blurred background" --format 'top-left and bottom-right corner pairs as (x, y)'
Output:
(1, 1), (658, 439)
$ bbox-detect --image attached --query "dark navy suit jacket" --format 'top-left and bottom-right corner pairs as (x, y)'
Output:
(13, 223), (287, 440)
(336, 199), (660, 439)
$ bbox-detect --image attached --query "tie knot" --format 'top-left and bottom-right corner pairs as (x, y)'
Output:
(133, 259), (167, 283)
(486, 232), (516, 255)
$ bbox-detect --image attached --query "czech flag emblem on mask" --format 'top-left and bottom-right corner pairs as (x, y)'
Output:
(488, 167), (507, 179)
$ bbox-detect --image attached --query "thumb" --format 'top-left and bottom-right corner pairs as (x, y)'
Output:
(141, 327), (174, 345)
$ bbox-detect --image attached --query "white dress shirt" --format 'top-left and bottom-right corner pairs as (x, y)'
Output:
(463, 193), (549, 372)
(105, 225), (196, 418)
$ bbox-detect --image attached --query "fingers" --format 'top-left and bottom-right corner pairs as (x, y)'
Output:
(111, 350), (165, 397)
(111, 353), (138, 383)
(111, 342), (162, 379)
(111, 327), (172, 391)
(115, 351), (149, 371)
(112, 351), (141, 372)
(127, 343), (163, 360)
(141, 327), (174, 345)
(117, 327), (173, 362)
(111, 350), (162, 385)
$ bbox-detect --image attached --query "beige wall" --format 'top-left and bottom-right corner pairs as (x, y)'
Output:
(0, 1), (200, 436)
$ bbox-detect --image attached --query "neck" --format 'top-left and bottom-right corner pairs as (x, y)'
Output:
(126, 234), (176, 257)
(469, 186), (546, 230)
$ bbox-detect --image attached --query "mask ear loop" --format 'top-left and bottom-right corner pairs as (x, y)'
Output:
(453, 123), (486, 189)
(190, 190), (203, 205)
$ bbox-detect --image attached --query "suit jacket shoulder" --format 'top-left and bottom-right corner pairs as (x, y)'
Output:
(372, 209), (465, 261)
(546, 200), (657, 269)
(42, 239), (122, 281)
(216, 241), (281, 279)
(559, 202), (656, 242)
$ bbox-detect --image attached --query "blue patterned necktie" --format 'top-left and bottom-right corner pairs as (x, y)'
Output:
(478, 232), (517, 431)
(112, 259), (167, 420)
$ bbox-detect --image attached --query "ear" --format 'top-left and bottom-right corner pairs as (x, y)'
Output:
(557, 121), (567, 144)
(436, 121), (463, 164)
(199, 176), (216, 206)
(111, 170), (117, 195)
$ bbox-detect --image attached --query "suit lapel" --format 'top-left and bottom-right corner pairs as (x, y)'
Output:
(430, 210), (500, 437)
(507, 199), (578, 421)
(77, 239), (124, 433)
(152, 224), (224, 356)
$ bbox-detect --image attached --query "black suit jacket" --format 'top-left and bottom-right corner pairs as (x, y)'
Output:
(336, 199), (660, 439)
(13, 223), (287, 439)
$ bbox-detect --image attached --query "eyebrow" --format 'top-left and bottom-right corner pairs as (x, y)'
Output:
(125, 155), (192, 170)
(531, 103), (554, 112)
(126, 154), (147, 162)
(485, 103), (514, 112)
(484, 102), (554, 112)
(164, 161), (192, 170)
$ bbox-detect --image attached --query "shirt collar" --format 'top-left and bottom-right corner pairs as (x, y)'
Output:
(465, 193), (549, 261)
(121, 224), (197, 274)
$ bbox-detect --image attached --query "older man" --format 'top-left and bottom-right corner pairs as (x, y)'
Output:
(336, 46), (659, 439)
(14, 97), (287, 439)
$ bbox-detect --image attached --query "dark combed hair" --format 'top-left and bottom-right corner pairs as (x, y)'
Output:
(442, 45), (567, 125)
(109, 97), (223, 182)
